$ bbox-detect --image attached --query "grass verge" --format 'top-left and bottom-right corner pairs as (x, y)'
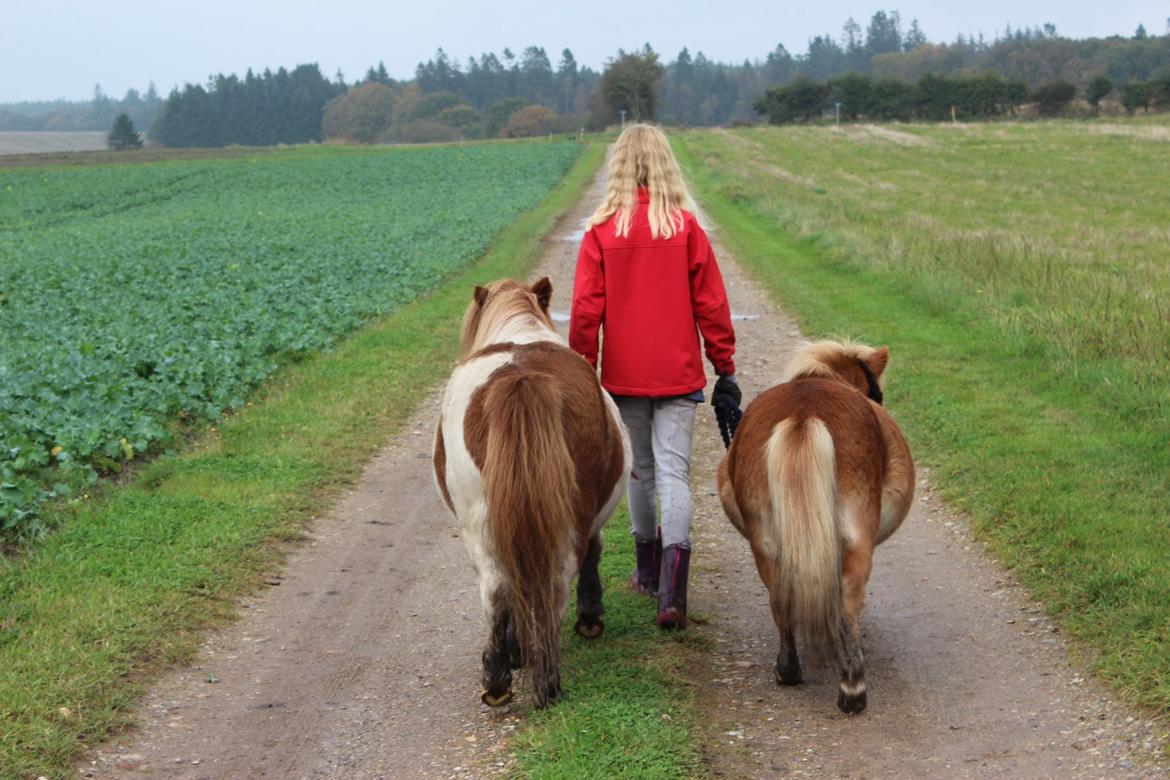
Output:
(509, 508), (704, 779)
(0, 143), (604, 779)
(674, 132), (1170, 726)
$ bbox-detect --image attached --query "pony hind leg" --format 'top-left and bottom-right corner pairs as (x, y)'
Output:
(835, 542), (874, 714)
(774, 625), (802, 687)
(481, 592), (514, 707)
(750, 543), (803, 686)
(574, 531), (605, 639)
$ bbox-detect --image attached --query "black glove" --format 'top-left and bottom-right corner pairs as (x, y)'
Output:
(711, 374), (743, 449)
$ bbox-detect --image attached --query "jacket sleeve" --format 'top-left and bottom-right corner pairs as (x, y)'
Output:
(688, 220), (736, 376)
(569, 228), (605, 369)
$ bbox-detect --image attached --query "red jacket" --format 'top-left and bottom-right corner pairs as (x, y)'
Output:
(569, 188), (736, 397)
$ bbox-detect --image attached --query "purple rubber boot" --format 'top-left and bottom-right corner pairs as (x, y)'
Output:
(630, 530), (662, 596)
(656, 544), (691, 630)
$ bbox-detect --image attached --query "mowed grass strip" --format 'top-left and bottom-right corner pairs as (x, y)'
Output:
(0, 144), (606, 779)
(675, 128), (1170, 723)
(510, 508), (703, 780)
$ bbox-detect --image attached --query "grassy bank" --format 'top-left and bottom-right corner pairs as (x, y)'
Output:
(675, 125), (1170, 722)
(0, 143), (604, 779)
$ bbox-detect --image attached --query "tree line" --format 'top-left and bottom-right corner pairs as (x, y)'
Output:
(7, 9), (1169, 147)
(755, 69), (1170, 124)
(0, 84), (163, 133)
(149, 65), (343, 147)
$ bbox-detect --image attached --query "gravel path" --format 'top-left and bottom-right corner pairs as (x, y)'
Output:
(84, 165), (1167, 779)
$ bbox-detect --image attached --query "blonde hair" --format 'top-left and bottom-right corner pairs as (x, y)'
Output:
(586, 124), (699, 240)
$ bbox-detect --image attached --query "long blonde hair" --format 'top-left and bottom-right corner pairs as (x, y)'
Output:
(587, 124), (699, 240)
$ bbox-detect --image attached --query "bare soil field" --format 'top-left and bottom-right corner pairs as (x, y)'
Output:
(0, 131), (107, 156)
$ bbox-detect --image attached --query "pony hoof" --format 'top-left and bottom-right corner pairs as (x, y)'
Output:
(773, 666), (802, 687)
(837, 687), (867, 714)
(481, 688), (513, 707)
(574, 615), (605, 639)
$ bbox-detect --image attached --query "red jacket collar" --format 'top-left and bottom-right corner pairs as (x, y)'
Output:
(636, 186), (649, 204)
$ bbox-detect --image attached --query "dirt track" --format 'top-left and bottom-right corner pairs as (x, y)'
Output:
(87, 166), (1168, 779)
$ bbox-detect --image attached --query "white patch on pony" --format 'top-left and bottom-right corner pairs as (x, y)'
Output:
(594, 389), (631, 536)
(836, 494), (864, 550)
(440, 350), (514, 609)
(839, 679), (867, 697)
(490, 314), (566, 348)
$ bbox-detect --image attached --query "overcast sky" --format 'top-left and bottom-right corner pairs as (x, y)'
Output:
(2, 1), (1166, 103)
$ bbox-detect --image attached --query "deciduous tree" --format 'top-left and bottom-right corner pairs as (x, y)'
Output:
(599, 48), (664, 122)
(322, 82), (397, 143)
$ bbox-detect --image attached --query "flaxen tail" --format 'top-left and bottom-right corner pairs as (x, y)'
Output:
(481, 370), (577, 705)
(764, 418), (840, 657)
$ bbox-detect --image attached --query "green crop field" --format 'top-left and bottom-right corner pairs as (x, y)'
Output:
(677, 119), (1170, 719)
(0, 142), (580, 538)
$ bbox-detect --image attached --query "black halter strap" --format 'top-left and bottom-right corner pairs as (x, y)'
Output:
(858, 359), (884, 405)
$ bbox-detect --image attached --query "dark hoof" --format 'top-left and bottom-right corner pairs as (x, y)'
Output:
(837, 686), (867, 714)
(773, 665), (803, 687)
(481, 688), (513, 707)
(574, 614), (605, 639)
(656, 607), (687, 631)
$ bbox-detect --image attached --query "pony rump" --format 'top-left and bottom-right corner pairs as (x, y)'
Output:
(586, 124), (700, 240)
(481, 367), (577, 706)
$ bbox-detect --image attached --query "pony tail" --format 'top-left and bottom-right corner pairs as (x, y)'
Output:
(481, 370), (578, 706)
(764, 418), (841, 658)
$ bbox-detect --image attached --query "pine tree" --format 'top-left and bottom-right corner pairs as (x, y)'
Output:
(107, 113), (143, 150)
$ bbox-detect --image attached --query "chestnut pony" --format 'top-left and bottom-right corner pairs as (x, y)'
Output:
(433, 278), (630, 708)
(718, 341), (914, 713)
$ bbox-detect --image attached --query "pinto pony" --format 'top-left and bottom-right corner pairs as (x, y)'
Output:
(433, 278), (630, 708)
(717, 341), (914, 714)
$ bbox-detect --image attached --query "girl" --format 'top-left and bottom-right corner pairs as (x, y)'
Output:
(569, 124), (741, 630)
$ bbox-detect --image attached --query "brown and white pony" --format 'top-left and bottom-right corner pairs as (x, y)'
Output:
(717, 340), (914, 714)
(433, 277), (630, 708)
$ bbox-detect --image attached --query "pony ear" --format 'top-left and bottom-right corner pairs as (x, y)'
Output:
(865, 347), (890, 378)
(473, 285), (490, 307)
(531, 277), (553, 310)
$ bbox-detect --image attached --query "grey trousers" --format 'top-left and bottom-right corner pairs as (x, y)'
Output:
(614, 396), (698, 549)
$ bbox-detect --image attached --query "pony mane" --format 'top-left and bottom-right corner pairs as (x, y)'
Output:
(460, 279), (557, 356)
(781, 340), (887, 404)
